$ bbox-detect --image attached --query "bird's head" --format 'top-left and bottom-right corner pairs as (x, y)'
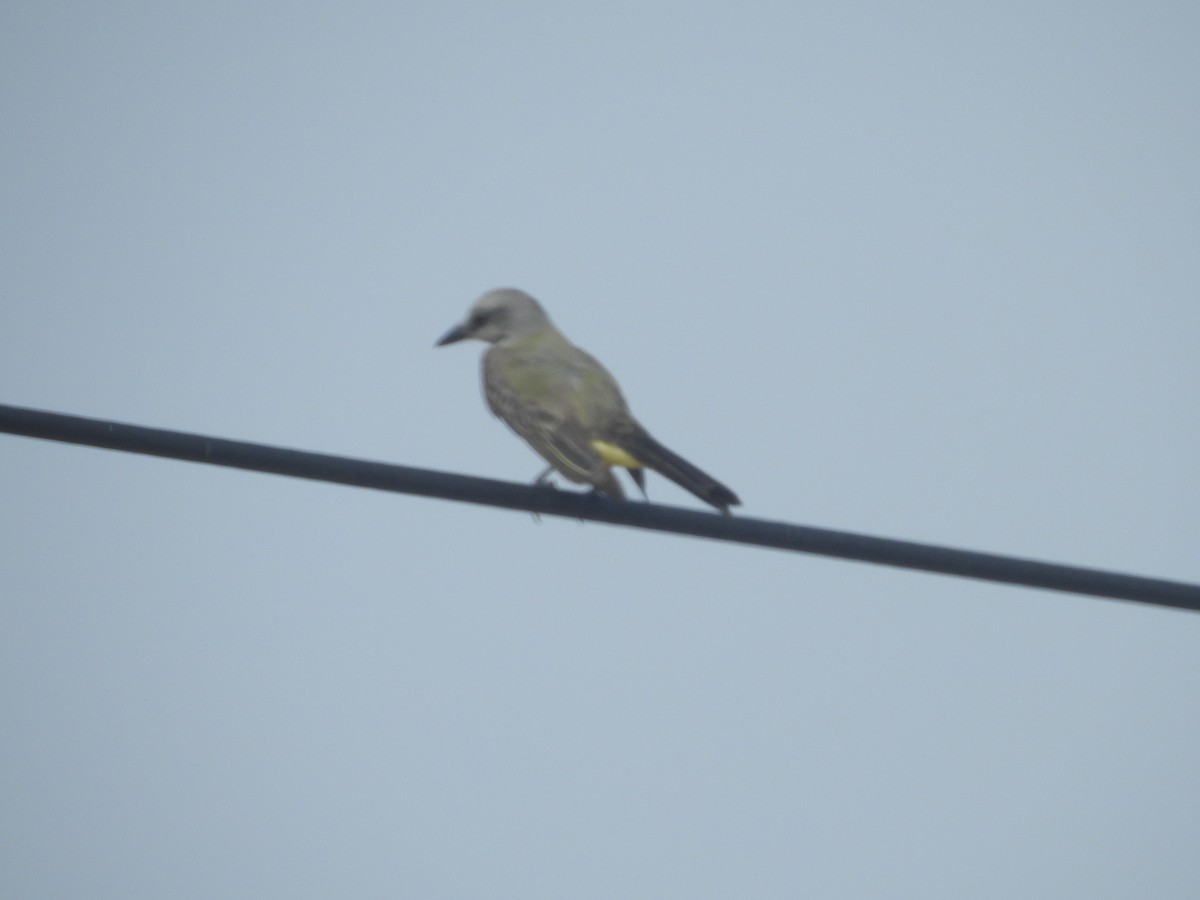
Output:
(436, 288), (551, 347)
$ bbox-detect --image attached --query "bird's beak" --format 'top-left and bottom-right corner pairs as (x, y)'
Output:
(435, 322), (470, 347)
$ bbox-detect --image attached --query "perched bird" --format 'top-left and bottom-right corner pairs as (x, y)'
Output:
(436, 288), (740, 514)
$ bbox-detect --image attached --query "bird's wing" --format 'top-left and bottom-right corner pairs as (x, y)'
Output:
(483, 346), (614, 489)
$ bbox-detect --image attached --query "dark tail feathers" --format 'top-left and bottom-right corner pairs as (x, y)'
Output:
(625, 430), (740, 514)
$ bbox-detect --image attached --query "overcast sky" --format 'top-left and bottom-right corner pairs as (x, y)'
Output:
(3, 3), (1199, 898)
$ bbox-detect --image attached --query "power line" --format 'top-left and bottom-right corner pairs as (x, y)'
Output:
(2, 401), (1197, 613)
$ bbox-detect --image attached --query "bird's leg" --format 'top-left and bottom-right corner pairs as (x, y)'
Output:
(527, 466), (558, 524)
(627, 467), (648, 500)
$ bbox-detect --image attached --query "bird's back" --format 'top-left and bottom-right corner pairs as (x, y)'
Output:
(484, 332), (631, 431)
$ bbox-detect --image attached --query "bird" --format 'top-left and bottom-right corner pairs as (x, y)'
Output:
(436, 288), (740, 514)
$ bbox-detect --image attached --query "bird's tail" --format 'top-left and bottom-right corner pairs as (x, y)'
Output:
(623, 428), (741, 514)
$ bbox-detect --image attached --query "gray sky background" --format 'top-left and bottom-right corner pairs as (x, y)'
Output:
(3, 3), (1198, 898)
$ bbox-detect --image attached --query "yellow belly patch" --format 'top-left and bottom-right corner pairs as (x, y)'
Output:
(592, 440), (642, 469)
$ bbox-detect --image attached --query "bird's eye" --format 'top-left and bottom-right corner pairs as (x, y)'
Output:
(470, 311), (491, 329)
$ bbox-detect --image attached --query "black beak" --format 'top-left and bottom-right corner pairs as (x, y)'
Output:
(435, 323), (470, 347)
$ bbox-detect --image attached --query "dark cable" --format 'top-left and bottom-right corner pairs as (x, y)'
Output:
(3, 402), (1197, 613)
